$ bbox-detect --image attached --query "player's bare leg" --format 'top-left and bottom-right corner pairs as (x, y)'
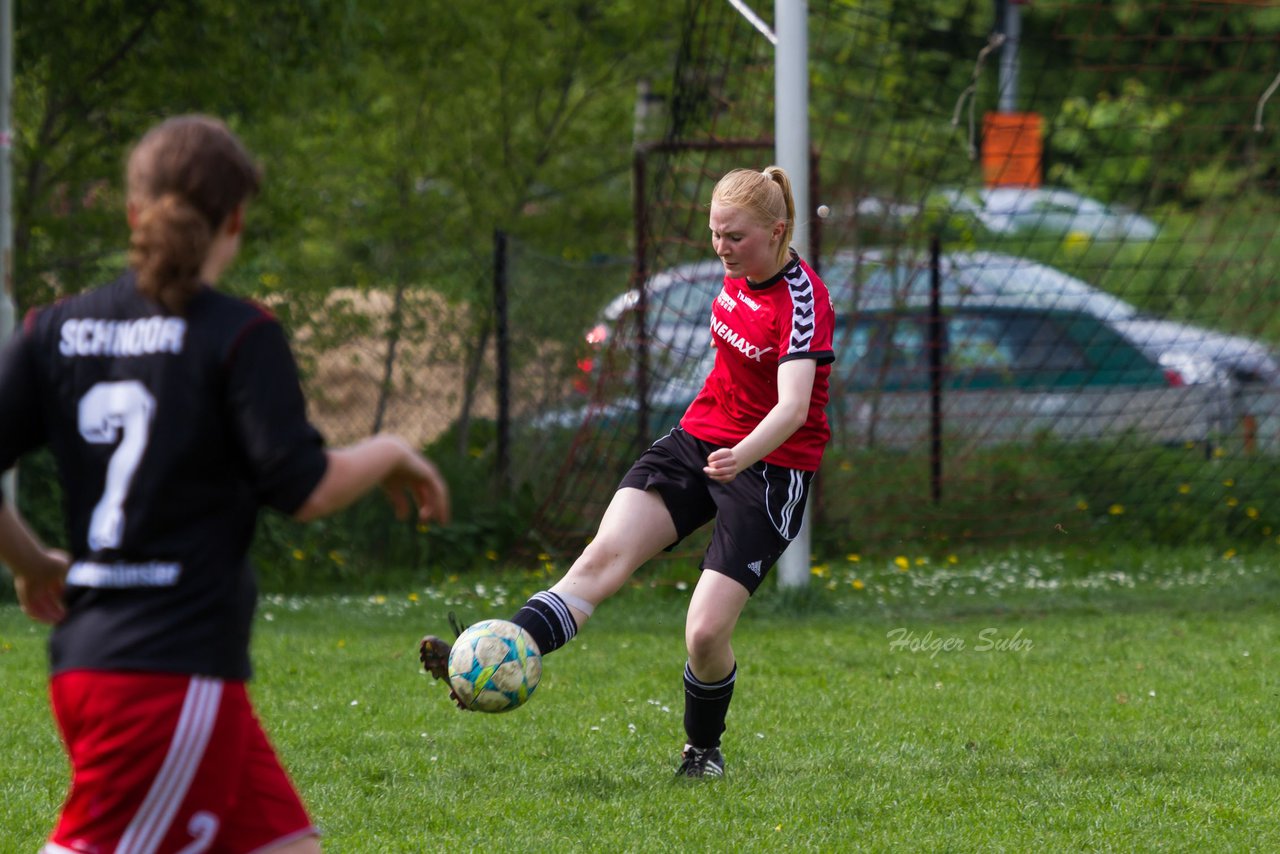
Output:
(684, 569), (748, 682)
(676, 569), (749, 779)
(548, 486), (678, 625)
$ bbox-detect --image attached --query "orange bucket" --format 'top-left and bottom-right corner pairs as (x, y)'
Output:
(982, 112), (1042, 188)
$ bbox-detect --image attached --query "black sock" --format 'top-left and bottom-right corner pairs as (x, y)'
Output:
(510, 591), (579, 656)
(683, 661), (736, 749)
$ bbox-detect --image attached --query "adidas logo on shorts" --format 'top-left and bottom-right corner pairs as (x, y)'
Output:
(747, 560), (763, 576)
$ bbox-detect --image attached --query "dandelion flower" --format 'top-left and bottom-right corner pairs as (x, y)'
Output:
(1108, 504), (1125, 516)
(894, 556), (910, 571)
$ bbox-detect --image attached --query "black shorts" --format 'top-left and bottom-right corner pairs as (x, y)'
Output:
(618, 427), (814, 594)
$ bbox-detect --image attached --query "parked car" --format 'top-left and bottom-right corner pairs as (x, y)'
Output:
(827, 294), (1223, 448)
(934, 186), (1160, 242)
(842, 249), (1279, 387)
(582, 249), (1277, 393)
(584, 259), (726, 365)
(542, 280), (1226, 448)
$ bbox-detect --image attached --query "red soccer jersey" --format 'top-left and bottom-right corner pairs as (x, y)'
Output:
(680, 254), (835, 471)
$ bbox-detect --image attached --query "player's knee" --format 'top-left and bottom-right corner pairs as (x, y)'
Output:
(573, 539), (634, 584)
(684, 618), (730, 663)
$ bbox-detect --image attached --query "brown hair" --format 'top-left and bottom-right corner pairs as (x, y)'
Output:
(126, 115), (262, 312)
(710, 166), (796, 267)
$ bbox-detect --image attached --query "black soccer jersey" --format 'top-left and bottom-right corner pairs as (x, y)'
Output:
(0, 271), (328, 680)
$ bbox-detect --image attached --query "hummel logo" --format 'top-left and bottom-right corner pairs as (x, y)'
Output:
(736, 290), (762, 311)
(747, 560), (763, 576)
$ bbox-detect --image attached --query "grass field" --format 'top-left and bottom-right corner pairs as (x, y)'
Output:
(3, 547), (1279, 852)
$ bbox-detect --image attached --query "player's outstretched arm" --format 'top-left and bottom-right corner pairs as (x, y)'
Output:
(293, 434), (450, 525)
(0, 502), (70, 624)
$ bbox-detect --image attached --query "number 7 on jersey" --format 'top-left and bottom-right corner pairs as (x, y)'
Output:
(78, 380), (156, 551)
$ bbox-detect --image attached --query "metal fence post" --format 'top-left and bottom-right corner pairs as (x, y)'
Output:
(494, 229), (510, 495)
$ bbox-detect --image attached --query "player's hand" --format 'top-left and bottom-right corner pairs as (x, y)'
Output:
(383, 452), (450, 525)
(14, 548), (70, 625)
(703, 447), (742, 484)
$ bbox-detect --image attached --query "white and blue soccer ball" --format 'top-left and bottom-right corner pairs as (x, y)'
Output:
(448, 619), (542, 713)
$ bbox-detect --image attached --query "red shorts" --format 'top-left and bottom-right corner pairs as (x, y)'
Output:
(45, 671), (317, 854)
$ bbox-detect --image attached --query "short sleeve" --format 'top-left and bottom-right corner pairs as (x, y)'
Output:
(0, 323), (48, 504)
(224, 317), (328, 515)
(777, 265), (835, 366)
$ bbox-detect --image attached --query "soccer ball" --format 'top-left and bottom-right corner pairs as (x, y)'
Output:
(448, 619), (542, 713)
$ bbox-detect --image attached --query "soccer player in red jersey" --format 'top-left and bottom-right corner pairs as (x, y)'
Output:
(422, 166), (834, 779)
(0, 115), (449, 853)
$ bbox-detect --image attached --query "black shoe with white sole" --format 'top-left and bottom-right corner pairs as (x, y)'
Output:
(675, 744), (725, 779)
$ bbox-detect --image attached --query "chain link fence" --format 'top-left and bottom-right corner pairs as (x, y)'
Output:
(523, 0), (1280, 557)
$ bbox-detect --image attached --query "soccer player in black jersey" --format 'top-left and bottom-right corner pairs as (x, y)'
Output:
(0, 115), (449, 854)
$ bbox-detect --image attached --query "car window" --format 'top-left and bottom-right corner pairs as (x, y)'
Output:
(838, 316), (927, 389)
(837, 310), (1098, 391)
(951, 313), (1089, 378)
(949, 315), (1017, 372)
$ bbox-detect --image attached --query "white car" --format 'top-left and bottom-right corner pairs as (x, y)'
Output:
(839, 249), (1278, 387)
(935, 186), (1160, 242)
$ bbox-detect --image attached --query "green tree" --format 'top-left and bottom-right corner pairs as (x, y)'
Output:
(12, 0), (352, 309)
